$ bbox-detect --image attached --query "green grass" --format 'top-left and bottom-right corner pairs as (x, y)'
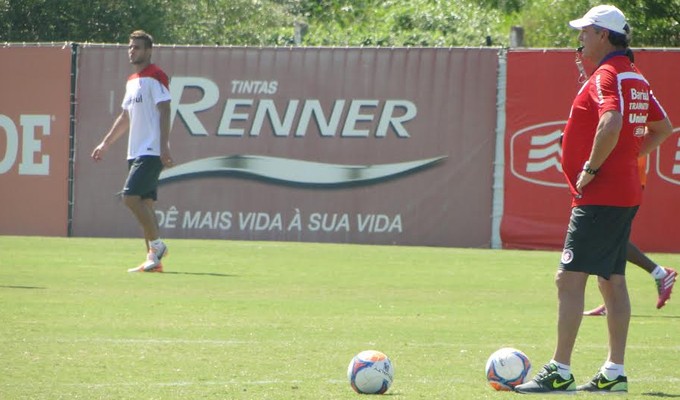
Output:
(0, 236), (678, 399)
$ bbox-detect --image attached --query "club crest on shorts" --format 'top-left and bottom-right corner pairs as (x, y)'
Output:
(561, 249), (574, 264)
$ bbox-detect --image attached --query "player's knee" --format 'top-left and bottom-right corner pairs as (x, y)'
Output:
(554, 269), (585, 294)
(122, 195), (142, 209)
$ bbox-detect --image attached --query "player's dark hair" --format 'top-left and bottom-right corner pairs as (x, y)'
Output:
(129, 30), (153, 49)
(609, 24), (633, 62)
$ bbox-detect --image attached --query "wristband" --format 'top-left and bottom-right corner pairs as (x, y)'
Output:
(583, 161), (599, 175)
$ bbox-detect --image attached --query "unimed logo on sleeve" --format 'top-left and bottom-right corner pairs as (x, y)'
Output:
(510, 121), (567, 188)
(656, 127), (680, 186)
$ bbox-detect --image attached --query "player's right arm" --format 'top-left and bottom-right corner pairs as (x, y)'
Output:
(92, 111), (129, 161)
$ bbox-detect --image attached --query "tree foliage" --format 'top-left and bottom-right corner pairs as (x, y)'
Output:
(288, 0), (506, 47)
(1, 0), (678, 47)
(0, 0), (169, 43)
(163, 0), (296, 45)
(515, 0), (680, 47)
(0, 0), (295, 45)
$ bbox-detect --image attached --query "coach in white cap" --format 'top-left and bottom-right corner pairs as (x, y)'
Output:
(515, 5), (674, 395)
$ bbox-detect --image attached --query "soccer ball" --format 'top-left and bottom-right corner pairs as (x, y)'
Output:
(347, 350), (394, 394)
(485, 347), (532, 391)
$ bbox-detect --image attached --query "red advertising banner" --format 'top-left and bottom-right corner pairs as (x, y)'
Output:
(72, 46), (499, 247)
(0, 45), (72, 236)
(503, 49), (680, 252)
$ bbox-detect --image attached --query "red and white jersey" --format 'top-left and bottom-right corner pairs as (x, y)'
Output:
(561, 53), (667, 207)
(122, 64), (171, 159)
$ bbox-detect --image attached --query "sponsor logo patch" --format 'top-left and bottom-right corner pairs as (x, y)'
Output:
(561, 249), (574, 264)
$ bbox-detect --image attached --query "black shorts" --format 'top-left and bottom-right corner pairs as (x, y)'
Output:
(559, 205), (638, 279)
(123, 156), (163, 200)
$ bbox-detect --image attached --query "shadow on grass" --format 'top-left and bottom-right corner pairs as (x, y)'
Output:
(632, 314), (680, 319)
(163, 271), (236, 277)
(0, 285), (47, 289)
(642, 393), (680, 398)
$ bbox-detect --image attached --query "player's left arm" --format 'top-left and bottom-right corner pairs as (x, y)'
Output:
(158, 99), (173, 168)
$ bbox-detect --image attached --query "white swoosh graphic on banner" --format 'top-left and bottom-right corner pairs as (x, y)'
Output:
(159, 155), (446, 187)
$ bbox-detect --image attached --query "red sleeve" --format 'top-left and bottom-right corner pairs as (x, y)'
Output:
(153, 69), (169, 89)
(647, 91), (667, 122)
(141, 64), (170, 89)
(593, 68), (621, 116)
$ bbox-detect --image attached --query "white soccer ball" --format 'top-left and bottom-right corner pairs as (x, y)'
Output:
(485, 347), (532, 391)
(347, 350), (394, 394)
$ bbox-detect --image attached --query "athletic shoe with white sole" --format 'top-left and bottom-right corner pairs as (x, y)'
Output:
(127, 251), (163, 273)
(514, 363), (576, 394)
(656, 267), (677, 309)
(583, 304), (607, 316)
(576, 371), (627, 393)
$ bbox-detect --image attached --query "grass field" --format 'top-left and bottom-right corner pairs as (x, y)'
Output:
(1, 236), (678, 399)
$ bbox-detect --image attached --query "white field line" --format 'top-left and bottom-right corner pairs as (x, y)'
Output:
(59, 379), (308, 388)
(3, 338), (680, 351)
(2, 338), (257, 345)
(391, 342), (680, 351)
(72, 338), (256, 345)
(17, 376), (680, 389)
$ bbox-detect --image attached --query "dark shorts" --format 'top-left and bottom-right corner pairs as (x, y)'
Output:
(559, 205), (638, 279)
(123, 156), (163, 200)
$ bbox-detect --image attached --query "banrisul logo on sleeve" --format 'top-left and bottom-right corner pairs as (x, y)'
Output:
(656, 127), (680, 186)
(510, 121), (567, 188)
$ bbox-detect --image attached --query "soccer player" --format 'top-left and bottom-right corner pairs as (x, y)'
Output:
(558, 101), (677, 316)
(515, 5), (673, 394)
(91, 30), (172, 273)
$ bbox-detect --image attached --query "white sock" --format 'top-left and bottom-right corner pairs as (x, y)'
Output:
(149, 238), (164, 249)
(550, 359), (572, 379)
(651, 265), (667, 280)
(601, 361), (624, 379)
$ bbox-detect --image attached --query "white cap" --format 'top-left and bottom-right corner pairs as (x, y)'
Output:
(569, 5), (628, 34)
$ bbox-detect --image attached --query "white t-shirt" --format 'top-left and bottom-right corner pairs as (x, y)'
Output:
(121, 64), (171, 159)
